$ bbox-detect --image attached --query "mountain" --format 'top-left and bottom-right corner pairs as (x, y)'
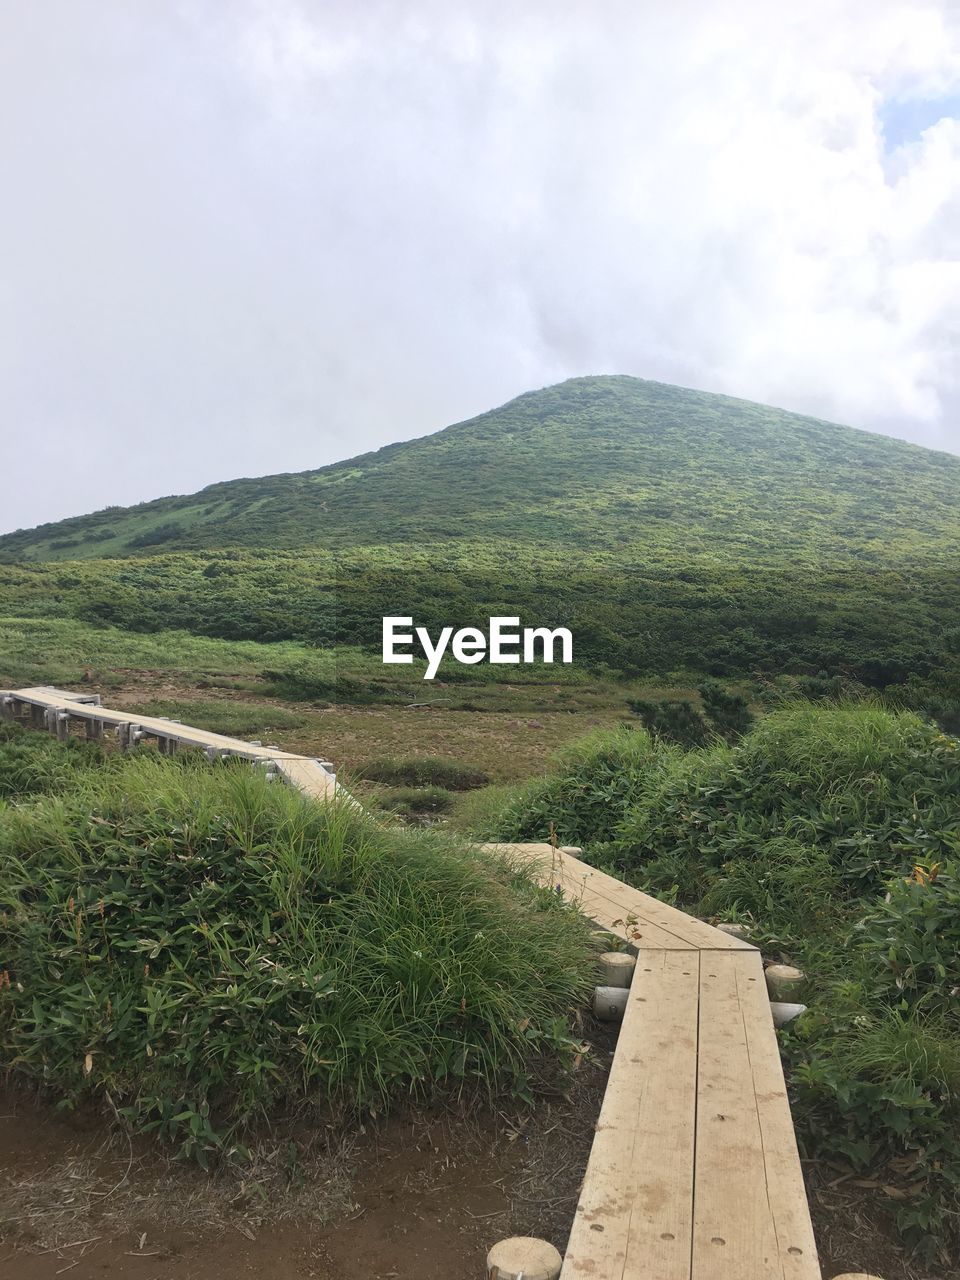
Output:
(3, 375), (959, 566)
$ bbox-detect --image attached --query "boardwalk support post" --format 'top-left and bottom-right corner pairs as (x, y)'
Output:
(766, 964), (806, 1001)
(593, 984), (628, 1022)
(598, 951), (636, 988)
(770, 1001), (808, 1027)
(486, 1237), (562, 1280)
(716, 921), (751, 939)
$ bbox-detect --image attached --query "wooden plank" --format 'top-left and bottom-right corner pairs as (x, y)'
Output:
(275, 757), (338, 801)
(735, 952), (821, 1279)
(485, 843), (755, 951)
(481, 842), (693, 949)
(561, 950), (699, 1280)
(6, 687), (307, 761)
(692, 952), (779, 1279)
(561, 883), (696, 951)
(4, 688), (338, 802)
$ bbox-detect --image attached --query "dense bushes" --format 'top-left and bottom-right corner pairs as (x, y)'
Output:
(474, 703), (960, 1252)
(475, 727), (659, 846)
(3, 550), (960, 694)
(858, 861), (960, 1008)
(614, 703), (960, 902)
(0, 754), (595, 1163)
(628, 678), (754, 746)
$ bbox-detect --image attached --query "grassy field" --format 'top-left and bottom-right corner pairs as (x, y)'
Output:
(0, 615), (699, 796)
(0, 725), (599, 1164)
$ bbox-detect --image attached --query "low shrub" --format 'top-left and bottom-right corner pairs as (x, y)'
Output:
(356, 756), (489, 790)
(376, 784), (455, 819)
(0, 755), (595, 1163)
(473, 726), (659, 846)
(129, 698), (306, 736)
(614, 702), (960, 903)
(626, 697), (709, 747)
(856, 859), (960, 1010)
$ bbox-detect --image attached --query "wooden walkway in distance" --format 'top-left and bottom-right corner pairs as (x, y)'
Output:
(0, 686), (339, 802)
(484, 843), (822, 1280)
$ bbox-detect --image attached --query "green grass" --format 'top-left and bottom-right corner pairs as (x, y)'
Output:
(0, 616), (324, 690)
(0, 740), (597, 1164)
(354, 757), (489, 790)
(372, 784), (456, 820)
(0, 721), (112, 800)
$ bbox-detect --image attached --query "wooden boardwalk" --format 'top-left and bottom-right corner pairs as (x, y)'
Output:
(485, 843), (822, 1280)
(0, 686), (338, 802)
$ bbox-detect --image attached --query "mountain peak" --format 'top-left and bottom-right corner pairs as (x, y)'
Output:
(2, 377), (958, 565)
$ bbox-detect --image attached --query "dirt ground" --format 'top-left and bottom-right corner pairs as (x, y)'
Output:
(0, 1030), (617, 1280)
(2, 1049), (955, 1280)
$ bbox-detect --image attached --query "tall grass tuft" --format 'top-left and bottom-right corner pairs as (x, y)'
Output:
(0, 752), (595, 1163)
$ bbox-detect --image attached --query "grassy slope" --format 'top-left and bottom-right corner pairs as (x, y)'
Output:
(3, 375), (960, 566)
(0, 729), (597, 1161)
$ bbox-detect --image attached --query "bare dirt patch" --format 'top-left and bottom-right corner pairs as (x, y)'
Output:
(0, 1033), (616, 1280)
(3, 1051), (954, 1280)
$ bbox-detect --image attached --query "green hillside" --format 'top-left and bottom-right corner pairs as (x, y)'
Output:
(3, 375), (960, 565)
(3, 376), (960, 693)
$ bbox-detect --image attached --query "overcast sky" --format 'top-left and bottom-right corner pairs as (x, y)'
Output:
(2, 1), (959, 534)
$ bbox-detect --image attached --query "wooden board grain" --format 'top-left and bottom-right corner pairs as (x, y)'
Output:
(561, 950), (699, 1280)
(735, 951), (822, 1279)
(484, 842), (755, 952)
(692, 951), (820, 1279)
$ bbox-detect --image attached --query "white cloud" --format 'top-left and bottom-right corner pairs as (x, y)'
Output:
(1, 0), (959, 531)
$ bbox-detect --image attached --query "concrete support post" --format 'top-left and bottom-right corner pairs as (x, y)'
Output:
(486, 1238), (562, 1280)
(593, 985), (628, 1022)
(599, 952), (636, 988)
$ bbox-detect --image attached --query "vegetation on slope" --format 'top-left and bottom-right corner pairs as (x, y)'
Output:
(473, 703), (960, 1254)
(2, 549), (960, 693)
(0, 732), (596, 1163)
(2, 376), (959, 697)
(3, 376), (960, 564)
